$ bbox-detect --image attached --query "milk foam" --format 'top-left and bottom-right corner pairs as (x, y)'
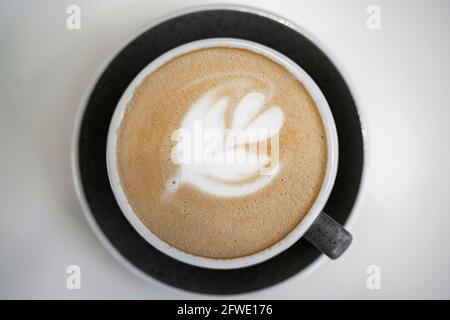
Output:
(117, 47), (328, 258)
(167, 80), (285, 198)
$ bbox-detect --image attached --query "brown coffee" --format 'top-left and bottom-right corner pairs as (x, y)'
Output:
(116, 47), (327, 259)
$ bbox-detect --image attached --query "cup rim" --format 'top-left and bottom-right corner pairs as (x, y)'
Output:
(106, 37), (339, 269)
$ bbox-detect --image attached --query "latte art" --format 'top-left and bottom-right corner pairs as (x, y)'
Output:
(167, 74), (285, 197)
(116, 47), (327, 258)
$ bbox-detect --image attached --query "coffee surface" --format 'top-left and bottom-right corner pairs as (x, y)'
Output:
(117, 47), (327, 258)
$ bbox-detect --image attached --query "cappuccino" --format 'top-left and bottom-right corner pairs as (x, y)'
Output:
(116, 47), (327, 259)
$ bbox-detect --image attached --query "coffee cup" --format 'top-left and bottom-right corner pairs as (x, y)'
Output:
(106, 38), (351, 269)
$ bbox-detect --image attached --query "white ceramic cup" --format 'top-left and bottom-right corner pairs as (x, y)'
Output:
(106, 38), (350, 269)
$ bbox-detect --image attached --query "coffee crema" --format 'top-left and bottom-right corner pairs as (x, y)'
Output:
(116, 47), (328, 259)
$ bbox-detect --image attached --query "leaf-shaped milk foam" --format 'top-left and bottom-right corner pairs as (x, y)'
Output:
(166, 90), (285, 198)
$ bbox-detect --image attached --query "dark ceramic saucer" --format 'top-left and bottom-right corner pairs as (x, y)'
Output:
(73, 6), (365, 294)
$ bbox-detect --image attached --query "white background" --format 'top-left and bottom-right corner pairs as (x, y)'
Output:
(1, 0), (450, 299)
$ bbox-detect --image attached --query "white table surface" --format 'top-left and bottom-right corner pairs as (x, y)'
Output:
(1, 0), (450, 299)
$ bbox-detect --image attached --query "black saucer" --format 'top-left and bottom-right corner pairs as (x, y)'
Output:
(77, 8), (364, 294)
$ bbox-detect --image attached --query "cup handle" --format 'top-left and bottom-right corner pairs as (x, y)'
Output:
(303, 211), (352, 259)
